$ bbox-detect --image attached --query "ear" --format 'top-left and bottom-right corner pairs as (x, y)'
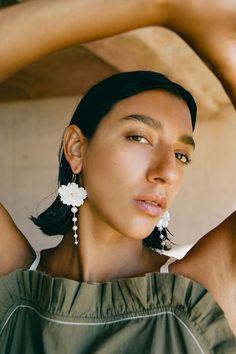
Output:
(63, 124), (87, 174)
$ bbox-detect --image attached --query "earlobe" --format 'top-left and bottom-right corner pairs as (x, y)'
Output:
(63, 125), (87, 174)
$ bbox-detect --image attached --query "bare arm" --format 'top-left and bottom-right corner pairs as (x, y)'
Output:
(0, 0), (167, 80)
(0, 203), (34, 275)
(163, 0), (236, 108)
(172, 211), (236, 335)
(1, 0), (236, 106)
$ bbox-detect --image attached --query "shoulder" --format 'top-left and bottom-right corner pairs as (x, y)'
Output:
(170, 211), (236, 335)
(171, 211), (236, 287)
(0, 203), (35, 276)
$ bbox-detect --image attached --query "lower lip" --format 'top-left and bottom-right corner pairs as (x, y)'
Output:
(133, 200), (163, 217)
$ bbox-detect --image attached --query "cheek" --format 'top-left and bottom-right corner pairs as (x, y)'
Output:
(82, 143), (144, 199)
(80, 142), (156, 237)
(167, 168), (185, 204)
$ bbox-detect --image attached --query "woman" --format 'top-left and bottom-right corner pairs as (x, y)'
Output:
(0, 0), (236, 268)
(0, 71), (235, 353)
(1, 1), (235, 352)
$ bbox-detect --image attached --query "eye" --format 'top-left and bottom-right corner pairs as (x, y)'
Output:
(175, 152), (191, 165)
(127, 135), (149, 144)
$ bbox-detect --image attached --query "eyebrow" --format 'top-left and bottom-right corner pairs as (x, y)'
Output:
(121, 114), (195, 150)
(179, 134), (195, 150)
(122, 114), (163, 130)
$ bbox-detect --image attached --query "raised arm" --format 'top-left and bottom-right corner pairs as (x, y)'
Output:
(163, 0), (236, 108)
(172, 211), (236, 335)
(0, 203), (34, 275)
(0, 0), (166, 80)
(1, 0), (236, 106)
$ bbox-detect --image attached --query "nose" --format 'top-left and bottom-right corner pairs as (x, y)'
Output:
(146, 147), (179, 186)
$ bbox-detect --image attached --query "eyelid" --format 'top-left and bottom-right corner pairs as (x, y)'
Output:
(127, 134), (149, 144)
(126, 130), (152, 143)
(175, 151), (192, 165)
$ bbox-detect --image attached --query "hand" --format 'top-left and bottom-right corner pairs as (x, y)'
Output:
(160, 0), (236, 107)
(1, 0), (236, 108)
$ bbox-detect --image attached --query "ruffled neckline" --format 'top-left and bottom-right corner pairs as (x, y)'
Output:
(0, 269), (235, 353)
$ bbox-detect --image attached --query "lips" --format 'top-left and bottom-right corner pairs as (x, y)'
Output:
(133, 194), (167, 217)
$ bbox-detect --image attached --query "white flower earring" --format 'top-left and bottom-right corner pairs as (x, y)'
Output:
(58, 174), (87, 245)
(156, 210), (170, 252)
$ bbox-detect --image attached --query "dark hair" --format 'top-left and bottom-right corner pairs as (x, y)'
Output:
(32, 71), (197, 250)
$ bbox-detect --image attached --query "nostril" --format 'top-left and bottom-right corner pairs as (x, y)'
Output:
(153, 176), (165, 182)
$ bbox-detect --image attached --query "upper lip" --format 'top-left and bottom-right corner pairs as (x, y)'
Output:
(134, 194), (167, 209)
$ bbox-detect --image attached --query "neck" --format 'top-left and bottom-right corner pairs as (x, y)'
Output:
(53, 229), (146, 283)
(40, 205), (166, 283)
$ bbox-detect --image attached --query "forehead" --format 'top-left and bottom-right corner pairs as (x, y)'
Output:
(103, 90), (193, 133)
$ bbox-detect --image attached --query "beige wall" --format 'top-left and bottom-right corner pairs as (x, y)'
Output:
(0, 97), (235, 253)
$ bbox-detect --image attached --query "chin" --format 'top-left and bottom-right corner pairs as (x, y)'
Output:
(121, 223), (155, 241)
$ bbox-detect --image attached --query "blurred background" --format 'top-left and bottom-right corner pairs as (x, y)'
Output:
(0, 1), (235, 257)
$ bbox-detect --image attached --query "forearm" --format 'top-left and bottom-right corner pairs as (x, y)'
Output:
(0, 0), (168, 81)
(2, 0), (236, 107)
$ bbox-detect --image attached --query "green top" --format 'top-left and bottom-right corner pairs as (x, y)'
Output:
(0, 269), (235, 353)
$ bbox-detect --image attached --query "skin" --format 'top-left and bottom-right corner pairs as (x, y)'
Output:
(172, 211), (236, 334)
(0, 0), (235, 335)
(36, 91), (236, 334)
(37, 90), (194, 283)
(0, 0), (236, 105)
(158, 0), (236, 105)
(0, 203), (34, 274)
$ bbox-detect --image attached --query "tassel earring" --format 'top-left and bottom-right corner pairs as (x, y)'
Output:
(156, 211), (170, 252)
(58, 174), (87, 245)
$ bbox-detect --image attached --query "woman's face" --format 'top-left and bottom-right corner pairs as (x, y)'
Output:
(80, 90), (194, 239)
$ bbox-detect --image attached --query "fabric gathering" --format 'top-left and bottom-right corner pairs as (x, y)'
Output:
(0, 1), (236, 354)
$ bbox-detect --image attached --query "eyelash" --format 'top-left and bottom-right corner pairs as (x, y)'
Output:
(175, 152), (192, 165)
(127, 134), (149, 144)
(127, 135), (192, 165)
